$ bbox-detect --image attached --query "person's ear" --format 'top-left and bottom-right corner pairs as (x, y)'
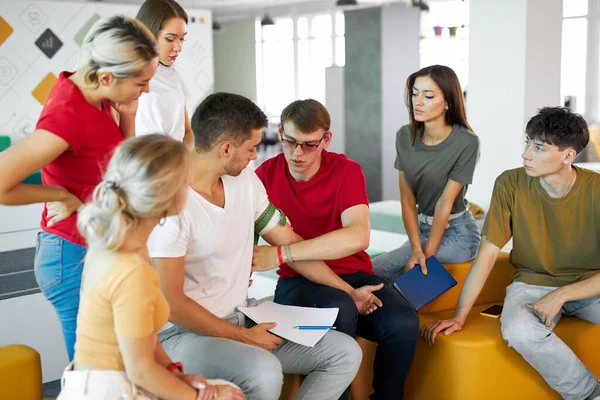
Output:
(563, 149), (576, 163)
(97, 71), (115, 87)
(220, 142), (232, 158)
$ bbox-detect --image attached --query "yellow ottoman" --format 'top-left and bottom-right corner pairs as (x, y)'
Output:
(405, 304), (600, 400)
(0, 344), (43, 400)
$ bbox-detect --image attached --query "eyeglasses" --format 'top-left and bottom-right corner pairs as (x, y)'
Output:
(279, 130), (329, 153)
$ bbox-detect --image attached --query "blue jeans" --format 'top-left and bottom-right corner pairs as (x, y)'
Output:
(372, 211), (481, 282)
(34, 232), (86, 361)
(275, 272), (420, 400)
(501, 281), (600, 400)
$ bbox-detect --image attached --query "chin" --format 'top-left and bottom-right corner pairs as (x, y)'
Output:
(523, 168), (538, 177)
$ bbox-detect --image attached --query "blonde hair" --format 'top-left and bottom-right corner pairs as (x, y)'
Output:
(78, 135), (189, 251)
(77, 15), (158, 87)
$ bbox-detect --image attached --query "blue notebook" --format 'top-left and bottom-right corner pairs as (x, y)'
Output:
(393, 256), (457, 311)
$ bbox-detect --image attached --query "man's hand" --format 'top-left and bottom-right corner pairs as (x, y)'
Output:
(243, 322), (284, 352)
(251, 245), (280, 272)
(526, 289), (566, 327)
(406, 250), (428, 275)
(110, 99), (138, 116)
(421, 318), (463, 345)
(350, 284), (384, 315)
(46, 191), (82, 227)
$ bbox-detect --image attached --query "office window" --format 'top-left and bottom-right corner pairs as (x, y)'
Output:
(561, 1), (588, 114)
(257, 12), (345, 116)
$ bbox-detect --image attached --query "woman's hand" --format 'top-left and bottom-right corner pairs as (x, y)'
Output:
(405, 250), (428, 275)
(421, 318), (464, 345)
(215, 384), (245, 400)
(179, 374), (217, 400)
(46, 190), (82, 227)
(110, 99), (138, 116)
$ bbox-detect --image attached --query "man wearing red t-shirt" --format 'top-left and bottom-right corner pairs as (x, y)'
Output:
(254, 100), (419, 400)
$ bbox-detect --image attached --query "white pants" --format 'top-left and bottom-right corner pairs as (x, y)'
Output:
(57, 363), (155, 400)
(57, 363), (241, 400)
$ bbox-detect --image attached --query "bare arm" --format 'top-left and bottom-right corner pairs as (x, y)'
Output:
(527, 270), (600, 327)
(275, 205), (369, 262)
(261, 224), (356, 293)
(183, 109), (194, 150)
(110, 100), (138, 139)
(154, 256), (283, 352)
(260, 224), (383, 314)
(119, 334), (197, 400)
(423, 179), (465, 258)
(398, 171), (429, 272)
(422, 238), (501, 344)
(0, 129), (72, 205)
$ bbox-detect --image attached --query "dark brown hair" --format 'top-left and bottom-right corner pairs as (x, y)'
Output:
(526, 107), (589, 153)
(136, 0), (188, 38)
(280, 99), (331, 133)
(405, 65), (471, 144)
(191, 92), (268, 152)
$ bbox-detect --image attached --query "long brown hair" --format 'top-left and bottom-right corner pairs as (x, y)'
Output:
(136, 0), (188, 38)
(405, 65), (471, 144)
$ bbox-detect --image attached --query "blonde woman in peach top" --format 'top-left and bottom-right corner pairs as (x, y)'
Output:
(57, 134), (243, 400)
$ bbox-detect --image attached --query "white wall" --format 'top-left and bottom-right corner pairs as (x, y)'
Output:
(381, 6), (420, 200)
(467, 0), (562, 210)
(0, 293), (68, 382)
(213, 19), (257, 102)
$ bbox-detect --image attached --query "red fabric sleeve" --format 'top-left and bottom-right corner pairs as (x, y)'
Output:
(339, 161), (369, 213)
(36, 102), (84, 152)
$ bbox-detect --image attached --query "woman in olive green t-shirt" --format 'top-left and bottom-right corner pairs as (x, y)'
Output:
(373, 65), (481, 281)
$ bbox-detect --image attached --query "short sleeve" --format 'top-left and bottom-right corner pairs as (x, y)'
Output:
(112, 265), (160, 338)
(249, 169), (270, 219)
(36, 102), (84, 152)
(147, 211), (191, 258)
(449, 135), (480, 184)
(339, 162), (369, 213)
(394, 126), (409, 171)
(482, 172), (514, 249)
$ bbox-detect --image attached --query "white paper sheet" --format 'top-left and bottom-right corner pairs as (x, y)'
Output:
(238, 301), (339, 347)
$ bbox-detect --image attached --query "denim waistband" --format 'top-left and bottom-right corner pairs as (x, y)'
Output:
(418, 209), (467, 227)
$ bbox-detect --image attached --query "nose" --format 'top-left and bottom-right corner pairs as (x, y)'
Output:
(250, 150), (257, 161)
(174, 40), (182, 52)
(142, 83), (150, 94)
(414, 94), (424, 107)
(293, 143), (304, 155)
(522, 144), (532, 161)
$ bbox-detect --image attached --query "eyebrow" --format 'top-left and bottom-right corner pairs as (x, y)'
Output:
(412, 88), (435, 93)
(282, 133), (320, 143)
(165, 32), (188, 37)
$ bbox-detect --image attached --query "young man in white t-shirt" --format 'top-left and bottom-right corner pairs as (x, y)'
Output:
(149, 93), (384, 400)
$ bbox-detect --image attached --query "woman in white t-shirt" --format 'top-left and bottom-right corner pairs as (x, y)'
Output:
(135, 0), (194, 149)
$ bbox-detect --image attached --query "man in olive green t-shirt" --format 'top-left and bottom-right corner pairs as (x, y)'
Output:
(422, 107), (600, 400)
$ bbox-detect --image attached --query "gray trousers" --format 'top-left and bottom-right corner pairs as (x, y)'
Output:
(500, 281), (600, 400)
(158, 308), (362, 400)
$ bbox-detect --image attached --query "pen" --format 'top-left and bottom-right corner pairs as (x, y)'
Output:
(293, 326), (336, 330)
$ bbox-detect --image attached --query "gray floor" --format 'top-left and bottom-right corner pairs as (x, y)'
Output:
(43, 379), (61, 398)
(0, 247), (39, 300)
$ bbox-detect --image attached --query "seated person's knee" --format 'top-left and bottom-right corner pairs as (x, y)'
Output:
(501, 316), (548, 350)
(239, 351), (283, 399)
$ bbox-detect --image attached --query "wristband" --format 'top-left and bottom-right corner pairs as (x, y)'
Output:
(277, 245), (285, 265)
(283, 244), (293, 263)
(167, 362), (183, 374)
